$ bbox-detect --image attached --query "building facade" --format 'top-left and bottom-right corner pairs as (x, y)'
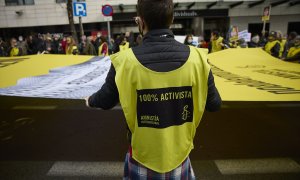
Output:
(0, 0), (299, 39)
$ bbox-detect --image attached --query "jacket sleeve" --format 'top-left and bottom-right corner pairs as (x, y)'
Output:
(88, 64), (119, 109)
(205, 70), (222, 112)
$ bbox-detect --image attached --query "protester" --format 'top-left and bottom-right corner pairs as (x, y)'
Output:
(0, 37), (7, 57)
(237, 38), (248, 48)
(248, 34), (261, 48)
(210, 30), (225, 53)
(277, 31), (287, 58)
(65, 36), (78, 55)
(17, 35), (28, 56)
(119, 35), (130, 52)
(51, 34), (60, 54)
(184, 34), (194, 46)
(197, 36), (208, 48)
(86, 0), (221, 178)
(79, 35), (96, 55)
(284, 35), (300, 62)
(7, 38), (22, 57)
(94, 32), (102, 54)
(98, 36), (109, 56)
(264, 31), (280, 58)
(44, 36), (53, 54)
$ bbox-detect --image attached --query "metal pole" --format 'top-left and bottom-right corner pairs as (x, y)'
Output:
(107, 21), (111, 45)
(79, 16), (84, 38)
(262, 20), (266, 36)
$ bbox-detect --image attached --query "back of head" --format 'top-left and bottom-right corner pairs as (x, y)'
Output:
(137, 0), (174, 30)
(212, 30), (219, 38)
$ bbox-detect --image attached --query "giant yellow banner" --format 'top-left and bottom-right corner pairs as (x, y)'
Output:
(208, 48), (300, 101)
(1, 49), (300, 101)
(0, 55), (93, 88)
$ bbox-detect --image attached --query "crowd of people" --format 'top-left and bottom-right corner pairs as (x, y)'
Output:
(0, 31), (143, 57)
(183, 30), (300, 61)
(1, 30), (299, 61)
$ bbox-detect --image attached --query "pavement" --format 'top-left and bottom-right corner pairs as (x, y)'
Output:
(1, 96), (300, 179)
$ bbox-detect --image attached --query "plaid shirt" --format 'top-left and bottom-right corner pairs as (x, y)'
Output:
(123, 150), (195, 180)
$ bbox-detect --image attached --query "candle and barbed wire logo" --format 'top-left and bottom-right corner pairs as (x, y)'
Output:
(182, 105), (190, 121)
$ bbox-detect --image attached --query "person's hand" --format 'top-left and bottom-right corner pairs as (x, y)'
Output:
(84, 96), (90, 107)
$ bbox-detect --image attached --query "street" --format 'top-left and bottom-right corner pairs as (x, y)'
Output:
(1, 96), (300, 179)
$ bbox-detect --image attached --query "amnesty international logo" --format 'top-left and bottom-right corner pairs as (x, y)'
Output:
(182, 105), (190, 121)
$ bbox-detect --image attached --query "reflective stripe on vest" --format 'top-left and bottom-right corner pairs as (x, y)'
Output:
(110, 46), (210, 173)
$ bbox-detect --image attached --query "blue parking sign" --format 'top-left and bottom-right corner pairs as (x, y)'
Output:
(73, 2), (87, 17)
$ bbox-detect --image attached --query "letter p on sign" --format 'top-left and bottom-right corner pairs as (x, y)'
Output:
(73, 2), (87, 17)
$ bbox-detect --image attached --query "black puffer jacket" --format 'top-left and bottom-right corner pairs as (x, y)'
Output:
(89, 29), (222, 111)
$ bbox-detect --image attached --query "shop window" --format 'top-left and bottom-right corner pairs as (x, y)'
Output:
(287, 22), (300, 34)
(5, 0), (34, 6)
(248, 23), (270, 37)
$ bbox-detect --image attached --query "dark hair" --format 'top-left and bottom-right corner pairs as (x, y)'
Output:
(212, 31), (219, 37)
(100, 36), (107, 43)
(184, 34), (193, 45)
(137, 0), (174, 30)
(289, 31), (298, 39)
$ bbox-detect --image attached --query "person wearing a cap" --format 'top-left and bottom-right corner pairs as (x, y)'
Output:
(264, 31), (280, 58)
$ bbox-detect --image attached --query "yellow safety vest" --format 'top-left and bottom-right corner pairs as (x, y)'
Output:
(279, 39), (287, 58)
(98, 42), (109, 56)
(287, 46), (300, 59)
(211, 37), (224, 53)
(119, 42), (130, 52)
(10, 47), (19, 57)
(66, 45), (78, 55)
(110, 46), (210, 173)
(264, 40), (279, 55)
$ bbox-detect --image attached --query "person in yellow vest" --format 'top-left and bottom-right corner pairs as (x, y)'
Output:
(85, 0), (221, 178)
(210, 30), (225, 53)
(284, 35), (300, 62)
(65, 36), (78, 55)
(119, 36), (130, 51)
(98, 36), (109, 56)
(264, 31), (280, 58)
(8, 38), (22, 57)
(276, 31), (287, 58)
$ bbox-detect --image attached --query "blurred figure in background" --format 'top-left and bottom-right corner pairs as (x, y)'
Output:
(184, 34), (194, 46)
(248, 34), (260, 48)
(17, 35), (28, 56)
(264, 31), (280, 58)
(98, 36), (108, 56)
(79, 35), (96, 55)
(276, 31), (287, 58)
(125, 31), (134, 47)
(0, 37), (8, 57)
(7, 38), (22, 57)
(65, 36), (78, 55)
(51, 34), (60, 54)
(44, 36), (53, 54)
(284, 35), (300, 62)
(210, 31), (225, 53)
(94, 32), (102, 55)
(134, 35), (143, 47)
(119, 35), (130, 52)
(197, 36), (208, 48)
(61, 36), (67, 54)
(237, 38), (248, 48)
